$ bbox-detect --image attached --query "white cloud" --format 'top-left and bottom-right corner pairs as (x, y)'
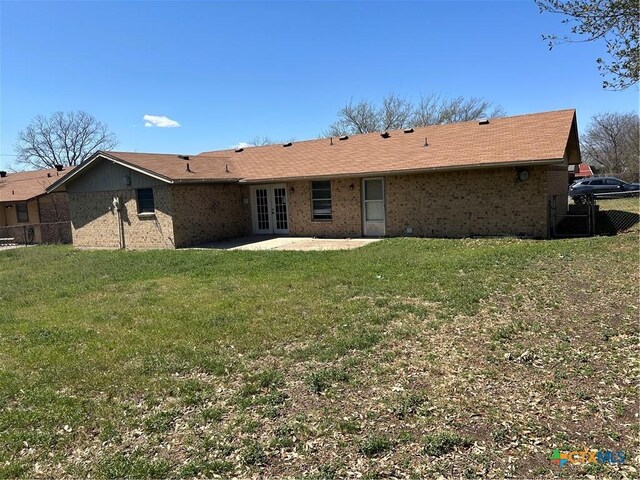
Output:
(233, 142), (252, 149)
(143, 114), (181, 128)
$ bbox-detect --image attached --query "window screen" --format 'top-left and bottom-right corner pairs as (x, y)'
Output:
(137, 188), (155, 213)
(311, 181), (332, 220)
(16, 203), (29, 223)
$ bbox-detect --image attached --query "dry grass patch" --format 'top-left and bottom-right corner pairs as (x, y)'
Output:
(1, 213), (638, 478)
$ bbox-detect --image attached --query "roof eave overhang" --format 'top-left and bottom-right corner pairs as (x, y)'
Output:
(172, 178), (241, 184)
(237, 157), (566, 184)
(0, 191), (47, 203)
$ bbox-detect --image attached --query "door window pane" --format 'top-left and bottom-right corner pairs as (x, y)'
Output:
(273, 187), (288, 230)
(364, 180), (383, 200)
(365, 201), (384, 221)
(256, 188), (270, 230)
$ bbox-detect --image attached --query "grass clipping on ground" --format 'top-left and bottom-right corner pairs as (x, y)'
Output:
(0, 199), (638, 479)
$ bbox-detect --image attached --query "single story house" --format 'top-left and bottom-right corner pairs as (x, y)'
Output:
(568, 163), (594, 184)
(0, 166), (73, 244)
(46, 109), (581, 249)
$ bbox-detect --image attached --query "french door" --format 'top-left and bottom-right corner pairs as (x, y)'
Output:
(251, 184), (289, 234)
(362, 178), (386, 236)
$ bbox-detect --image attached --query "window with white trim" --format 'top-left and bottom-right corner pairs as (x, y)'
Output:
(311, 180), (332, 220)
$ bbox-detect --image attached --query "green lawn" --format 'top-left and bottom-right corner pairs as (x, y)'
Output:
(1, 198), (638, 478)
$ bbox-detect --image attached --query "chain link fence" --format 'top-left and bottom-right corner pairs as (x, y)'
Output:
(0, 221), (72, 246)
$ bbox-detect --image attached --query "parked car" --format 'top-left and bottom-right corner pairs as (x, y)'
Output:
(569, 176), (640, 202)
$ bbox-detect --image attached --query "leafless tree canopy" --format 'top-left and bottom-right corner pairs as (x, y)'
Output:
(323, 93), (505, 137)
(247, 135), (276, 147)
(581, 112), (639, 181)
(15, 111), (118, 169)
(412, 95), (506, 126)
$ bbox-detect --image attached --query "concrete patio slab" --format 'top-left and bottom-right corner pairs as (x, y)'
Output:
(195, 236), (380, 251)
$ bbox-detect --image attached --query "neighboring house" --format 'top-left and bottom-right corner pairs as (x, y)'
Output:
(46, 109), (581, 249)
(0, 166), (73, 244)
(575, 164), (594, 179)
(569, 163), (594, 184)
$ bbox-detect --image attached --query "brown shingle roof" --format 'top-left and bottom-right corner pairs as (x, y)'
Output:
(48, 109), (579, 191)
(201, 109), (578, 182)
(97, 151), (237, 182)
(0, 167), (74, 202)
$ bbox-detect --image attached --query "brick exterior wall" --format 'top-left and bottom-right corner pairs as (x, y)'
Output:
(284, 167), (551, 240)
(65, 164), (562, 249)
(287, 177), (362, 237)
(38, 193), (72, 244)
(170, 184), (252, 247)
(547, 165), (569, 233)
(69, 187), (175, 249)
(385, 166), (549, 238)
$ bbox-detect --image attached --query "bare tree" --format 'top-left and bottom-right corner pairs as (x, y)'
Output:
(411, 94), (447, 127)
(248, 135), (276, 147)
(324, 98), (380, 136)
(379, 94), (414, 131)
(15, 111), (118, 169)
(324, 93), (505, 136)
(412, 95), (506, 126)
(536, 0), (639, 90)
(581, 112), (639, 181)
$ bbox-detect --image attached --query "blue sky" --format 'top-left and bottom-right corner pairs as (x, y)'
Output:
(1, 0), (638, 170)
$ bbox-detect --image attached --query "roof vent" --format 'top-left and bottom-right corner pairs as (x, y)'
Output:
(0, 171), (6, 178)
(54, 164), (64, 171)
(47, 172), (52, 177)
(186, 163), (192, 172)
(380, 131), (390, 138)
(178, 154), (190, 160)
(478, 119), (490, 125)
(235, 148), (244, 153)
(339, 135), (349, 141)
(283, 142), (293, 147)
(403, 128), (414, 134)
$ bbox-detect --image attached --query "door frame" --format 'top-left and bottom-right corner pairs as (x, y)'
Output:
(250, 184), (289, 235)
(362, 177), (386, 237)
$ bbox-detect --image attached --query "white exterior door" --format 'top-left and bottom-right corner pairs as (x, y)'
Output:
(251, 184), (289, 235)
(362, 178), (386, 236)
